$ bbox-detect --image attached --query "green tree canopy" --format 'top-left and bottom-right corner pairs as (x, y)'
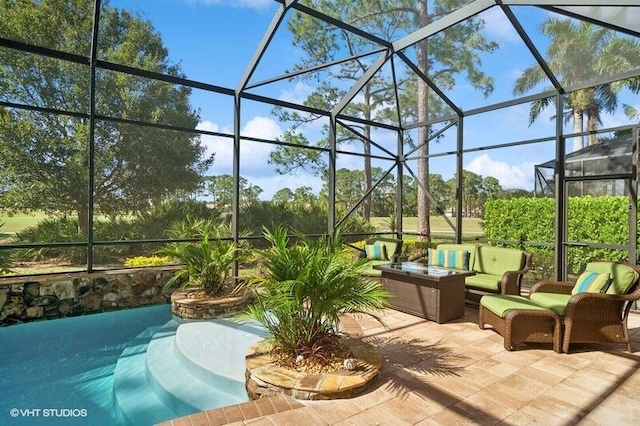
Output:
(513, 18), (640, 151)
(205, 174), (262, 212)
(0, 0), (213, 233)
(447, 170), (504, 218)
(270, 0), (497, 236)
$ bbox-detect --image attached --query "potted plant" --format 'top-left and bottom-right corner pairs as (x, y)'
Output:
(160, 218), (252, 318)
(239, 225), (390, 375)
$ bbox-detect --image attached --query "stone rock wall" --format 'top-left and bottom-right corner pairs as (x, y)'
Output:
(0, 267), (178, 325)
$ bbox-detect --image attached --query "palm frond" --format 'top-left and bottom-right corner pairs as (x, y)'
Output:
(241, 225), (390, 356)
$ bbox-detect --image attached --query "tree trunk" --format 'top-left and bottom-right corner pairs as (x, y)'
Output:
(363, 85), (372, 220)
(572, 109), (584, 153)
(416, 2), (430, 243)
(77, 205), (89, 236)
(586, 113), (599, 146)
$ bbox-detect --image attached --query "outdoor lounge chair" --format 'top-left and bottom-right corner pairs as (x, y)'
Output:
(479, 294), (563, 353)
(357, 237), (403, 277)
(529, 262), (640, 353)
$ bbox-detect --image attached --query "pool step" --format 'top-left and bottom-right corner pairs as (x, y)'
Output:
(173, 319), (269, 395)
(144, 319), (246, 417)
(113, 317), (269, 425)
(112, 322), (179, 426)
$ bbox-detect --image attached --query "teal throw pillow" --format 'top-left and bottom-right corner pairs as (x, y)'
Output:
(571, 271), (611, 295)
(364, 243), (388, 261)
(428, 248), (470, 270)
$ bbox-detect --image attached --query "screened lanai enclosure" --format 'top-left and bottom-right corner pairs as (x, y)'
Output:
(0, 0), (639, 280)
(535, 135), (638, 197)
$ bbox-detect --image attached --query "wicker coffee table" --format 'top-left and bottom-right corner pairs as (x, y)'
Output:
(374, 262), (474, 323)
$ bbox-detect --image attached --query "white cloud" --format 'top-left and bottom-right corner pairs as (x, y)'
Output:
(465, 153), (536, 190)
(240, 115), (283, 140)
(197, 116), (330, 199)
(336, 154), (365, 171)
(482, 6), (520, 44)
(279, 82), (314, 105)
(198, 116), (283, 178)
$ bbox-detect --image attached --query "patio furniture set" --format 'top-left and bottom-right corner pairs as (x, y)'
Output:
(360, 238), (640, 354)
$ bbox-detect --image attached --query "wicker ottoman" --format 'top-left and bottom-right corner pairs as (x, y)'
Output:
(479, 295), (562, 353)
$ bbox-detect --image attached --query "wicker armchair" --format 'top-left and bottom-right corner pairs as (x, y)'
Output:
(530, 262), (640, 353)
(356, 238), (403, 262)
(356, 238), (404, 277)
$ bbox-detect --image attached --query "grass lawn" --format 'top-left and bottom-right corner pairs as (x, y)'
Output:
(1, 213), (484, 238)
(371, 216), (484, 238)
(1, 212), (49, 238)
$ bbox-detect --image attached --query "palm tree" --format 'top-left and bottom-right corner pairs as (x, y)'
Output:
(623, 104), (639, 122)
(240, 226), (390, 364)
(514, 18), (640, 152)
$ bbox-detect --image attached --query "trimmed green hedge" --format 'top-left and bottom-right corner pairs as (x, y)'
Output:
(484, 196), (635, 274)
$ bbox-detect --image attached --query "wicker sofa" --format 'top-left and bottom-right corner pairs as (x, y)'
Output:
(434, 243), (532, 302)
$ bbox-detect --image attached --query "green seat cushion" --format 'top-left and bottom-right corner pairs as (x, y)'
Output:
(361, 268), (382, 277)
(361, 259), (390, 276)
(529, 292), (572, 316)
(584, 262), (639, 295)
(480, 295), (548, 318)
(465, 273), (501, 292)
(474, 246), (525, 276)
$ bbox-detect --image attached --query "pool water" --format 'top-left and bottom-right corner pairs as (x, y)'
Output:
(0, 304), (262, 425)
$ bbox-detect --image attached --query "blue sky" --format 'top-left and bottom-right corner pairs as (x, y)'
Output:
(108, 0), (639, 200)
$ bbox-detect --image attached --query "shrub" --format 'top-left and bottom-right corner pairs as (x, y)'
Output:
(240, 201), (375, 242)
(484, 196), (634, 274)
(133, 200), (221, 239)
(13, 217), (86, 262)
(124, 255), (172, 268)
(402, 240), (433, 259)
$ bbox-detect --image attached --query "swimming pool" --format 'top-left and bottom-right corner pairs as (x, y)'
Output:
(0, 304), (267, 425)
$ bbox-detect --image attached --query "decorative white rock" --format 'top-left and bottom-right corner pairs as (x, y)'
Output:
(343, 357), (357, 370)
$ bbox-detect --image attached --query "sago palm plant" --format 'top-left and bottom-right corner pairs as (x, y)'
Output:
(240, 226), (390, 362)
(160, 219), (245, 296)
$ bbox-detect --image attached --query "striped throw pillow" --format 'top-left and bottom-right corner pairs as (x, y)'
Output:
(428, 248), (470, 270)
(364, 243), (388, 261)
(571, 271), (611, 294)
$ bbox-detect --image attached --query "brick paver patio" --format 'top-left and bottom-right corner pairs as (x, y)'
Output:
(162, 306), (640, 425)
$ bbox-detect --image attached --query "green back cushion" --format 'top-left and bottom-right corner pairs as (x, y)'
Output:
(571, 271), (611, 295)
(364, 243), (388, 260)
(436, 244), (478, 270)
(584, 262), (639, 295)
(474, 246), (524, 276)
(379, 241), (399, 258)
(428, 248), (470, 270)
